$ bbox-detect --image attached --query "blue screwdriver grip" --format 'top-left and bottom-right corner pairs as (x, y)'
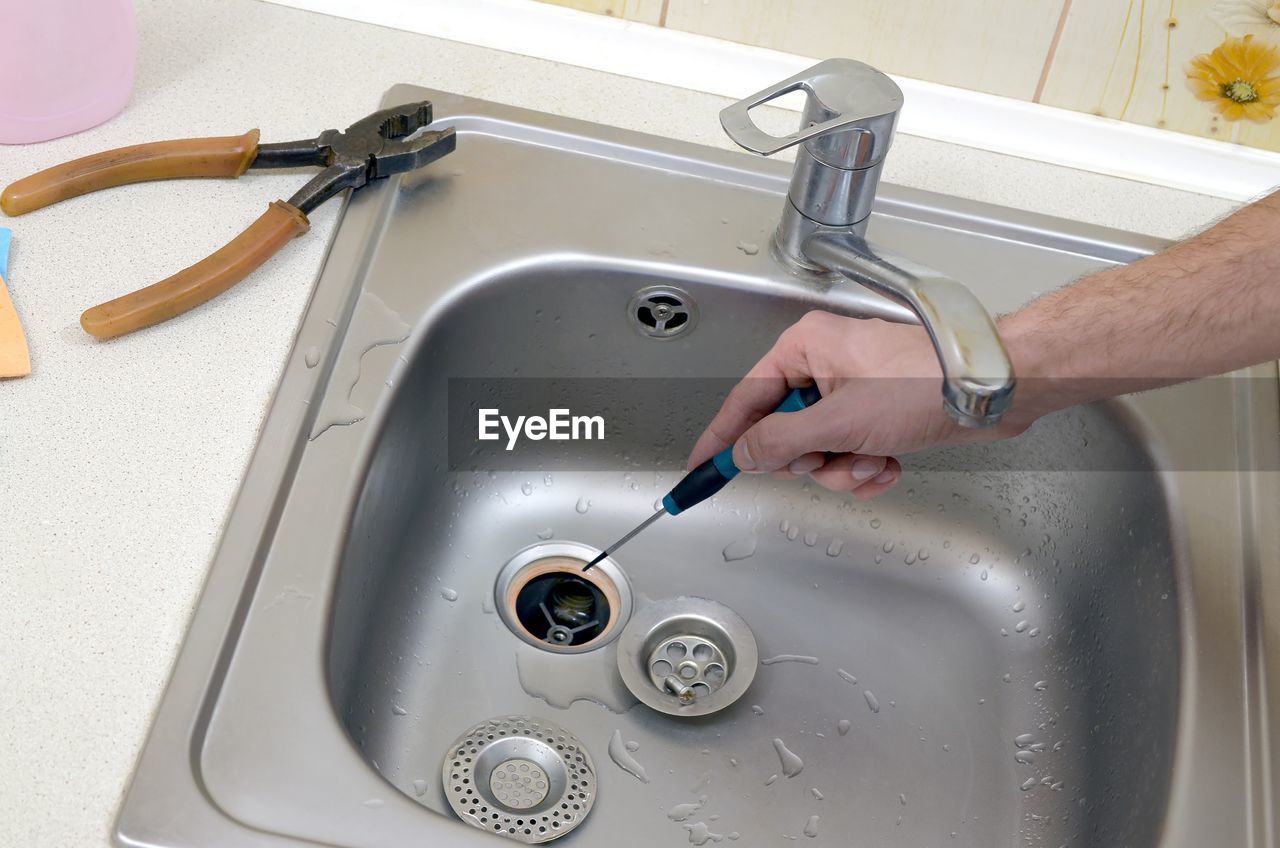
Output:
(662, 384), (822, 515)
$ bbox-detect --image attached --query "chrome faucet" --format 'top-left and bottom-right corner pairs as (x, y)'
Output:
(720, 59), (1016, 427)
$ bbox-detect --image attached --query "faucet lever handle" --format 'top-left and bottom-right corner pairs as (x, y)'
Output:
(720, 58), (902, 168)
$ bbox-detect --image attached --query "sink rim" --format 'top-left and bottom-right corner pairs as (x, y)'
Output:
(112, 84), (1280, 848)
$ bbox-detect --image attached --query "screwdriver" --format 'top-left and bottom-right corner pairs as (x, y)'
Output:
(583, 384), (822, 571)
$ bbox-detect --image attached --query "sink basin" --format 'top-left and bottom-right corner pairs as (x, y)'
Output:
(116, 85), (1280, 848)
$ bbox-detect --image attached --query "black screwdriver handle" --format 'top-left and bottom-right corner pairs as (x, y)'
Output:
(662, 383), (822, 515)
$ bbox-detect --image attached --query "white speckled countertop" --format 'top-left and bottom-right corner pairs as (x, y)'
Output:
(0, 0), (1238, 845)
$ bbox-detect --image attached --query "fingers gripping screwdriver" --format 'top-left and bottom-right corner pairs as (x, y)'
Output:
(582, 384), (822, 571)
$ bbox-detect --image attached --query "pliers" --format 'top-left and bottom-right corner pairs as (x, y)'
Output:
(0, 102), (455, 339)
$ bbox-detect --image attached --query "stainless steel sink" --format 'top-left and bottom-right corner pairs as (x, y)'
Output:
(116, 85), (1280, 847)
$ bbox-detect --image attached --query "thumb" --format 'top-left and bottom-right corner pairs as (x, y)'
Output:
(732, 405), (842, 473)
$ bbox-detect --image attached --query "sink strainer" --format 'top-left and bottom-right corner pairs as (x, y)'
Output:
(443, 716), (597, 844)
(616, 596), (758, 717)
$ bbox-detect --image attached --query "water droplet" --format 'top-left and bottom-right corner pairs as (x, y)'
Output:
(391, 704), (407, 716)
(363, 798), (384, 808)
(826, 538), (844, 556)
(810, 787), (824, 800)
(765, 773), (779, 786)
(1014, 620), (1029, 633)
(802, 530), (818, 547)
(625, 740), (640, 752)
(980, 570), (989, 581)
(917, 547), (930, 561)
(441, 588), (458, 602)
(786, 525), (800, 541)
(304, 346), (320, 367)
(412, 778), (428, 796)
(762, 654), (819, 665)
(752, 705), (765, 716)
(870, 517), (882, 529)
(900, 793), (908, 806)
(1021, 778), (1037, 791)
(1029, 627), (1041, 637)
(1003, 673), (1012, 683)
(779, 519), (790, 534)
(1034, 680), (1048, 691)
(882, 540), (895, 553)
(544, 473), (553, 486)
(575, 497), (591, 514)
(723, 537), (758, 562)
(536, 527), (554, 540)
(1012, 600), (1026, 612)
(772, 738), (804, 777)
(837, 669), (858, 685)
(684, 821), (727, 845)
(521, 481), (534, 496)
(904, 551), (917, 565)
(803, 814), (820, 838)
(863, 690), (881, 713)
(1014, 733), (1036, 747)
(970, 553), (981, 564)
(608, 730), (649, 782)
(737, 241), (760, 255)
(668, 798), (706, 821)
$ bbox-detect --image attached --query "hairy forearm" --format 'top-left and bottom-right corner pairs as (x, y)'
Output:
(999, 189), (1280, 422)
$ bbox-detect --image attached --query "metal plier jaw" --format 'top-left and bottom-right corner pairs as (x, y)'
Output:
(253, 101), (457, 214)
(0, 101), (456, 338)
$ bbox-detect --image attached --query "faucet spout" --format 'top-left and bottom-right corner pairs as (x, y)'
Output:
(803, 231), (1015, 427)
(721, 58), (1016, 428)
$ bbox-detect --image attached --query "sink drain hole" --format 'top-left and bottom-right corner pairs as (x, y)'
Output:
(516, 574), (608, 647)
(496, 542), (633, 654)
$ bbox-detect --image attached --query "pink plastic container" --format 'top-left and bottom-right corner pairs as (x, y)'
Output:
(0, 0), (137, 144)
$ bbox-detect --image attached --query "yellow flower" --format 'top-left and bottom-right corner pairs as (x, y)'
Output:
(1186, 34), (1280, 122)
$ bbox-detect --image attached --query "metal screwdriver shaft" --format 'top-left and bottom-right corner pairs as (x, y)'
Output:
(582, 384), (822, 572)
(581, 509), (665, 571)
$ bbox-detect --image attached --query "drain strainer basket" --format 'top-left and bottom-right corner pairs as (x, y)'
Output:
(616, 596), (758, 717)
(443, 716), (597, 843)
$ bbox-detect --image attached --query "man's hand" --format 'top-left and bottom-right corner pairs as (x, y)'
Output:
(686, 311), (1025, 498)
(688, 186), (1280, 499)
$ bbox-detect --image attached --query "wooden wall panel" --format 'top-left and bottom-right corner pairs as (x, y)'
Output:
(540, 0), (664, 25)
(536, 0), (1280, 151)
(660, 0), (1066, 101)
(1042, 0), (1280, 148)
